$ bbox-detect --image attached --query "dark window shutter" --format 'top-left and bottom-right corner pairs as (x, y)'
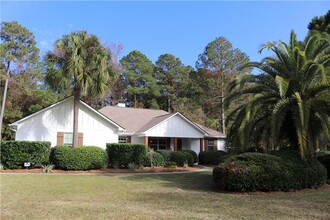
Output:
(57, 132), (64, 145)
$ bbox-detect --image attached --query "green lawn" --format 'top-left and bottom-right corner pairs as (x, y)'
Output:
(1, 171), (329, 220)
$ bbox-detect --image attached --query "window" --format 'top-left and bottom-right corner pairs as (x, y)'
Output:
(63, 133), (73, 146)
(118, 136), (127, 143)
(149, 137), (168, 150)
(207, 139), (214, 151)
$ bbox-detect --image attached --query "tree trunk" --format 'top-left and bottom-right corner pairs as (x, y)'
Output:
(168, 98), (171, 113)
(0, 62), (11, 144)
(219, 72), (226, 135)
(72, 88), (80, 148)
(134, 93), (137, 108)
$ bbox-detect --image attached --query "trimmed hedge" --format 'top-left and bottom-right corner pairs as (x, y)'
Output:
(50, 146), (108, 170)
(1, 141), (51, 169)
(143, 151), (165, 167)
(199, 150), (227, 165)
(106, 143), (147, 168)
(213, 151), (327, 192)
(170, 151), (194, 167)
(156, 150), (172, 163)
(181, 150), (198, 163)
(317, 153), (330, 179)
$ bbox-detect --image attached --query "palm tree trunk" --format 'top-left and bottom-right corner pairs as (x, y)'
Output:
(0, 61), (11, 144)
(220, 72), (226, 135)
(72, 88), (80, 148)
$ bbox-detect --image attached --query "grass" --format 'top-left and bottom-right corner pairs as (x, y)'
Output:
(1, 171), (330, 220)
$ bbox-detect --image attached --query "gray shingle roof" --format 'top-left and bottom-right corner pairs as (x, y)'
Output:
(98, 106), (169, 134)
(98, 106), (225, 138)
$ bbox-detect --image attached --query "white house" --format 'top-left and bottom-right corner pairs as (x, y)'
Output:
(10, 97), (226, 154)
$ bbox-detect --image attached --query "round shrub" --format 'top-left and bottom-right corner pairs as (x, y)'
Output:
(143, 151), (165, 167)
(50, 146), (108, 170)
(106, 143), (147, 168)
(156, 150), (172, 163)
(181, 150), (198, 163)
(199, 150), (227, 165)
(317, 154), (330, 179)
(243, 147), (265, 153)
(213, 152), (327, 192)
(1, 141), (51, 169)
(170, 151), (194, 167)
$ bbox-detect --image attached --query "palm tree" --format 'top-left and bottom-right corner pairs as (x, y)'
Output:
(225, 31), (330, 158)
(45, 31), (112, 147)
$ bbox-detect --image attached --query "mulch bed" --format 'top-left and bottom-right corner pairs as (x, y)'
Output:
(0, 165), (206, 174)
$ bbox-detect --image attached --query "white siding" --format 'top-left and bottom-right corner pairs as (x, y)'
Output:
(131, 136), (144, 144)
(145, 115), (204, 138)
(15, 98), (118, 148)
(217, 139), (226, 151)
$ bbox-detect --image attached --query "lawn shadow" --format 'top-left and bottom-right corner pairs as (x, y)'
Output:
(116, 170), (216, 192)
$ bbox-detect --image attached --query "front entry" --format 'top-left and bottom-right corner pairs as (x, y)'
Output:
(177, 138), (182, 151)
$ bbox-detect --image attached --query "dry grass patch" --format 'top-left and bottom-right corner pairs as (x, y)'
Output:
(1, 171), (329, 219)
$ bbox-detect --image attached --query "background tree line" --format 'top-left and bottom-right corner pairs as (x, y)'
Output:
(1, 11), (329, 153)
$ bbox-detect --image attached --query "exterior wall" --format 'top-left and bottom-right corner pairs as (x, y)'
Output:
(217, 139), (226, 151)
(15, 99), (119, 148)
(145, 115), (204, 138)
(131, 136), (144, 145)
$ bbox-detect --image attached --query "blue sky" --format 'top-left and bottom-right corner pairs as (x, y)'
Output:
(1, 1), (328, 68)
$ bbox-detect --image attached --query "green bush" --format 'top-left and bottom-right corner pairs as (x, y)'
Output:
(143, 151), (165, 167)
(170, 151), (194, 167)
(213, 152), (327, 192)
(243, 147), (265, 153)
(317, 154), (330, 179)
(181, 150), (198, 163)
(156, 150), (172, 163)
(50, 146), (108, 170)
(1, 141), (51, 169)
(106, 143), (147, 168)
(199, 150), (227, 165)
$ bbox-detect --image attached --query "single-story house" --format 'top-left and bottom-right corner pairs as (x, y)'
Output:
(9, 96), (225, 154)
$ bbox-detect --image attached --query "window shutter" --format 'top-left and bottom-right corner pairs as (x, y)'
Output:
(127, 136), (131, 143)
(78, 133), (84, 146)
(57, 132), (64, 145)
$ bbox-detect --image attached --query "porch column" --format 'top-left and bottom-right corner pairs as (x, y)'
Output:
(200, 138), (205, 152)
(214, 139), (218, 150)
(173, 138), (177, 151)
(144, 136), (149, 151)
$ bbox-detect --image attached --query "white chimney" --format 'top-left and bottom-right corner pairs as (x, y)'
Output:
(116, 103), (126, 107)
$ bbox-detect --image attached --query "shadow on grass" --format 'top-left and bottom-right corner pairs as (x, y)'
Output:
(116, 170), (216, 192)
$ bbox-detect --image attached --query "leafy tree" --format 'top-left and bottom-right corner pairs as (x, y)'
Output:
(225, 31), (330, 158)
(45, 30), (112, 147)
(308, 10), (330, 34)
(120, 50), (160, 108)
(196, 36), (250, 134)
(155, 54), (192, 112)
(0, 21), (40, 143)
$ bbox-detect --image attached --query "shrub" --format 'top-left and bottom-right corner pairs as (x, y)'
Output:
(143, 151), (165, 167)
(106, 143), (147, 168)
(170, 151), (194, 167)
(243, 147), (265, 153)
(127, 162), (139, 171)
(317, 154), (330, 179)
(199, 150), (227, 165)
(213, 152), (327, 192)
(181, 150), (198, 163)
(50, 146), (108, 170)
(156, 150), (172, 163)
(1, 141), (51, 169)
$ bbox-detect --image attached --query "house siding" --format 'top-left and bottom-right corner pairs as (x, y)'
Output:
(145, 114), (204, 138)
(15, 98), (118, 148)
